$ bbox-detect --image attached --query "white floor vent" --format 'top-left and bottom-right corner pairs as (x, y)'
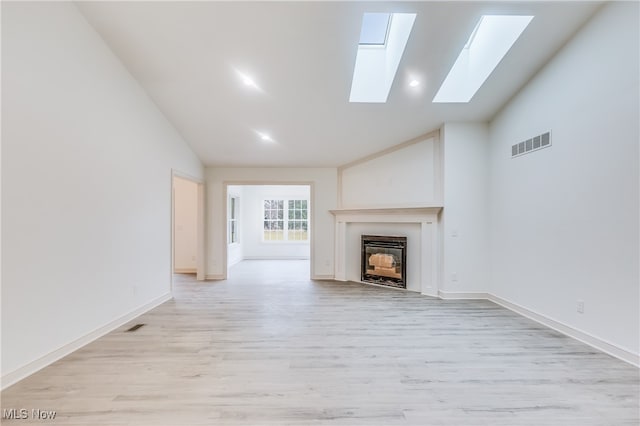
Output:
(512, 131), (551, 158)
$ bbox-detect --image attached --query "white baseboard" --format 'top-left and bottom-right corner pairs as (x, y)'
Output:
(436, 290), (638, 366)
(205, 274), (225, 280)
(173, 268), (196, 273)
(242, 256), (310, 260)
(488, 294), (639, 367)
(438, 290), (490, 300)
(1, 293), (172, 391)
(311, 274), (335, 280)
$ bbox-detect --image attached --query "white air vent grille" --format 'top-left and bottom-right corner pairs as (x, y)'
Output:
(512, 131), (551, 158)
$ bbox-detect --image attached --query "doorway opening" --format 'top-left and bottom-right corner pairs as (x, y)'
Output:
(171, 172), (205, 291)
(224, 183), (312, 281)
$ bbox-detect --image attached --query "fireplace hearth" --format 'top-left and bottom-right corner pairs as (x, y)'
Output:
(361, 235), (407, 289)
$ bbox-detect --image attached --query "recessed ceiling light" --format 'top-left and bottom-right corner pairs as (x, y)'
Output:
(237, 71), (259, 90)
(409, 79), (420, 88)
(257, 132), (273, 142)
(243, 76), (256, 87)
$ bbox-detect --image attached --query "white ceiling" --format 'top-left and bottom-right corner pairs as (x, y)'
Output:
(77, 1), (601, 167)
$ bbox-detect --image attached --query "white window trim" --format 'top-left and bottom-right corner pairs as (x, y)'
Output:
(228, 196), (240, 245)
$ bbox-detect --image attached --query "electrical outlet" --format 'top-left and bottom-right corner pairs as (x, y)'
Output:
(451, 272), (458, 282)
(577, 300), (584, 314)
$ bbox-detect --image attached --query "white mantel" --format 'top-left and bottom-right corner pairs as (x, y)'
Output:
(330, 206), (442, 297)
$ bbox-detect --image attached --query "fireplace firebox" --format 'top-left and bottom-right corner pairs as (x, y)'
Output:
(361, 235), (407, 289)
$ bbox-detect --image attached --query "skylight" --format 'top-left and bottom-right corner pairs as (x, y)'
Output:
(349, 13), (417, 103)
(433, 15), (533, 103)
(359, 13), (391, 45)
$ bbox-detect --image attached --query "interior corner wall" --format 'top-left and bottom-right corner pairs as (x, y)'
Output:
(1, 2), (204, 384)
(488, 2), (639, 356)
(441, 123), (490, 294)
(205, 168), (337, 279)
(173, 177), (199, 273)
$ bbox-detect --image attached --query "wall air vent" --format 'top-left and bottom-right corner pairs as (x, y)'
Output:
(512, 131), (551, 158)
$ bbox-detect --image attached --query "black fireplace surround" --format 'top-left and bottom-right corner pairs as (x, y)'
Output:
(361, 235), (407, 289)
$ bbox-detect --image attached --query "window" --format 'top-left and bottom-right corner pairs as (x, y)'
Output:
(228, 196), (239, 244)
(263, 199), (309, 241)
(263, 200), (284, 241)
(432, 15), (533, 103)
(349, 13), (417, 103)
(287, 199), (308, 241)
(359, 13), (391, 46)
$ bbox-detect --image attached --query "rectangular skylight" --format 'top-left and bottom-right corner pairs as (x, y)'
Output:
(433, 15), (533, 103)
(359, 13), (391, 45)
(350, 13), (417, 103)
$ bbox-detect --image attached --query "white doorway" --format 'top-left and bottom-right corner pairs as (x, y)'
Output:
(171, 172), (205, 289)
(224, 184), (312, 280)
(173, 176), (198, 273)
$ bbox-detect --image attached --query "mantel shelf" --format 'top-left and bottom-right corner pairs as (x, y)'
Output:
(329, 206), (443, 216)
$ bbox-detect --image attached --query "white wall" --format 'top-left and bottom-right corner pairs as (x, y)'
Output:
(489, 2), (639, 356)
(441, 123), (490, 294)
(241, 185), (310, 260)
(340, 135), (441, 208)
(206, 168), (337, 279)
(227, 185), (244, 267)
(1, 2), (203, 384)
(173, 177), (198, 273)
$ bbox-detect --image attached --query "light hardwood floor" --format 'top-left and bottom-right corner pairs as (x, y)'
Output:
(2, 260), (638, 425)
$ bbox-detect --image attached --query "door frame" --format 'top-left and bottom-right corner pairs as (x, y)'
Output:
(222, 181), (315, 279)
(171, 170), (206, 292)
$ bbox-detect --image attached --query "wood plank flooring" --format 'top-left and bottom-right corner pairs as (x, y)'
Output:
(2, 260), (638, 425)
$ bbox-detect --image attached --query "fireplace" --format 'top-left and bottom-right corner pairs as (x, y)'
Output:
(361, 235), (407, 289)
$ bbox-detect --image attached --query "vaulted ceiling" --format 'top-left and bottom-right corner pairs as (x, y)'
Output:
(77, 1), (601, 167)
